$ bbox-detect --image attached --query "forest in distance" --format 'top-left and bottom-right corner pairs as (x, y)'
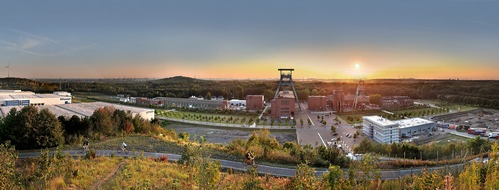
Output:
(1, 76), (499, 109)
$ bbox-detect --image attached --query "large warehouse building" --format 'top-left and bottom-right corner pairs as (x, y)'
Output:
(362, 116), (436, 144)
(0, 90), (71, 106)
(161, 97), (229, 110)
(0, 102), (155, 120)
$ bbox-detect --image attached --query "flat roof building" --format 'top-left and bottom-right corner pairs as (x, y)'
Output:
(271, 91), (295, 119)
(363, 116), (400, 144)
(362, 116), (436, 144)
(395, 118), (436, 138)
(160, 97), (229, 110)
(0, 102), (155, 120)
(308, 96), (327, 111)
(0, 90), (71, 106)
(246, 95), (264, 111)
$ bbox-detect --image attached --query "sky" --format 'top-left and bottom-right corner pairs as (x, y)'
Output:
(0, 0), (499, 80)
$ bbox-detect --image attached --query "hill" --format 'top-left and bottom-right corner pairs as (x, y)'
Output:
(0, 77), (59, 92)
(153, 76), (211, 84)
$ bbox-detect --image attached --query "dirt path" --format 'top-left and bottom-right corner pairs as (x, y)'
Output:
(91, 161), (126, 190)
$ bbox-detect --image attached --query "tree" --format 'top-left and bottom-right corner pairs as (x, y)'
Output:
(12, 106), (38, 149)
(89, 107), (115, 136)
(324, 165), (343, 190)
(286, 163), (318, 190)
(205, 91), (212, 100)
(300, 118), (304, 126)
(349, 153), (381, 189)
(331, 125), (337, 134)
(311, 89), (319, 96)
(353, 132), (359, 141)
(34, 108), (64, 148)
(369, 94), (382, 105)
(0, 142), (17, 189)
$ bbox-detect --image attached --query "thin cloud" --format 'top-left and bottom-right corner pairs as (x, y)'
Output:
(0, 27), (97, 56)
(19, 38), (43, 49)
(467, 19), (499, 29)
(7, 27), (78, 51)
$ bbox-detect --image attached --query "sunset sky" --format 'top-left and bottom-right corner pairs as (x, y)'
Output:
(1, 1), (498, 79)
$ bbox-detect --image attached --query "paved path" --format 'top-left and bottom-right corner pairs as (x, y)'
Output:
(18, 150), (468, 180)
(157, 116), (295, 131)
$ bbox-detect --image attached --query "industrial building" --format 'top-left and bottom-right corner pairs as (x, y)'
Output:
(308, 96), (327, 111)
(0, 102), (155, 120)
(271, 91), (295, 119)
(160, 97), (229, 110)
(395, 118), (435, 138)
(0, 90), (71, 106)
(135, 96), (230, 110)
(362, 116), (435, 144)
(246, 95), (264, 111)
(380, 96), (414, 109)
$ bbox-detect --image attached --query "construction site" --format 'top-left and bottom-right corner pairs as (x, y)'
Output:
(432, 109), (499, 134)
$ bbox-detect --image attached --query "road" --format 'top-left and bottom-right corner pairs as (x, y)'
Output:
(18, 150), (468, 180)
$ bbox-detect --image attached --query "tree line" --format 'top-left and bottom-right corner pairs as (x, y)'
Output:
(6, 77), (499, 109)
(0, 106), (165, 150)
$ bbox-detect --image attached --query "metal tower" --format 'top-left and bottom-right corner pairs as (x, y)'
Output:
(274, 68), (301, 109)
(353, 79), (365, 109)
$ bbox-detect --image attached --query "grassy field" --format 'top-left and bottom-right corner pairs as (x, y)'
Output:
(15, 154), (290, 189)
(65, 135), (244, 163)
(392, 107), (444, 117)
(155, 110), (298, 126)
(433, 133), (469, 147)
(73, 92), (117, 103)
(336, 110), (385, 124)
(158, 110), (258, 123)
(100, 158), (290, 189)
(416, 99), (477, 112)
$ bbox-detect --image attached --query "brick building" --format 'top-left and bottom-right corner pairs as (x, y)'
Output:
(271, 91), (295, 119)
(246, 95), (264, 111)
(308, 96), (327, 111)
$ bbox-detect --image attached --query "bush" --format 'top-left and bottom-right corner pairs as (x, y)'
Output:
(157, 155), (169, 163)
(85, 149), (97, 159)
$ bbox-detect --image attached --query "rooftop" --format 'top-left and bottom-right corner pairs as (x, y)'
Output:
(394, 118), (435, 128)
(277, 91), (295, 99)
(0, 102), (153, 118)
(363, 115), (397, 126)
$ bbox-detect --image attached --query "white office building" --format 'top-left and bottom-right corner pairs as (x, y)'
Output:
(363, 116), (400, 144)
(362, 116), (436, 144)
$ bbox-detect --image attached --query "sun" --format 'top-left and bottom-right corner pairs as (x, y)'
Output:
(355, 63), (360, 69)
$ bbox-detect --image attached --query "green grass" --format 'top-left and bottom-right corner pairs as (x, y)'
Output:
(66, 135), (244, 164)
(157, 110), (259, 125)
(417, 99), (477, 112)
(336, 110), (384, 124)
(433, 133), (469, 147)
(393, 107), (443, 117)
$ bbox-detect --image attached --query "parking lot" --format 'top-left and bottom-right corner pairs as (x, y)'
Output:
(295, 103), (363, 153)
